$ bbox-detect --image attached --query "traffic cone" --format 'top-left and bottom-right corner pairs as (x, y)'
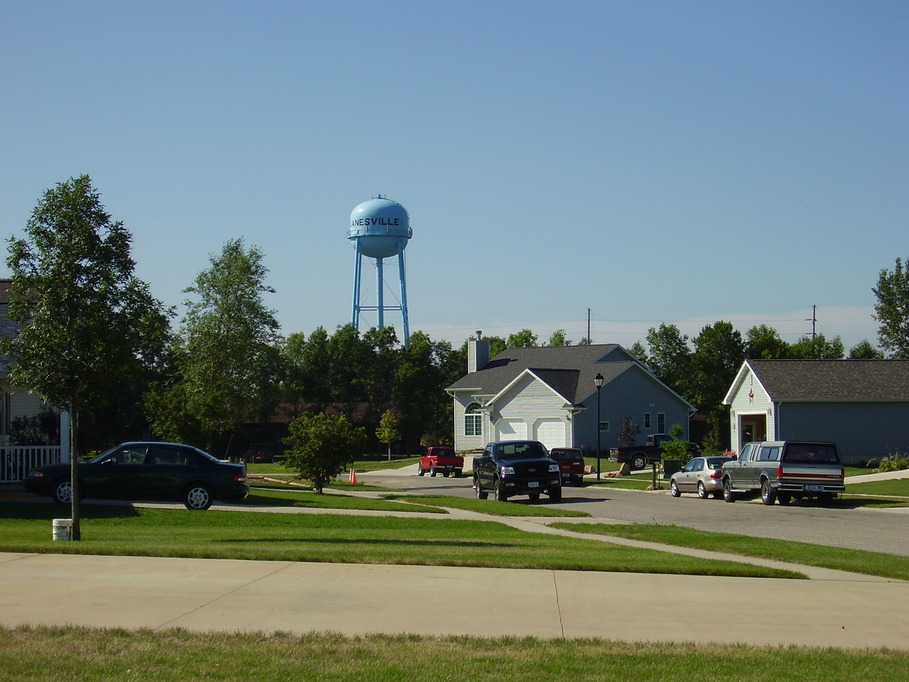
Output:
(349, 468), (358, 484)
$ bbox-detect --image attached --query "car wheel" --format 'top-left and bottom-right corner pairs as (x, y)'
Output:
(528, 492), (540, 501)
(760, 479), (777, 505)
(723, 478), (736, 503)
(819, 493), (834, 507)
(549, 487), (562, 502)
(670, 480), (681, 497)
(442, 471), (450, 478)
(474, 478), (488, 500)
(430, 466), (437, 477)
(697, 481), (709, 499)
(494, 478), (508, 502)
(631, 454), (647, 470)
(777, 492), (792, 505)
(184, 484), (214, 510)
(454, 470), (462, 478)
(417, 464), (425, 476)
(52, 479), (73, 505)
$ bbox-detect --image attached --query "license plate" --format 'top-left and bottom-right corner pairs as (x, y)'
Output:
(528, 481), (539, 488)
(806, 485), (822, 492)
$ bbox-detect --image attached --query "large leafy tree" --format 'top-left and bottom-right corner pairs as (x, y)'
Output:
(873, 257), (909, 358)
(690, 321), (745, 410)
(644, 323), (692, 396)
(4, 175), (170, 539)
(745, 324), (790, 359)
(147, 238), (280, 449)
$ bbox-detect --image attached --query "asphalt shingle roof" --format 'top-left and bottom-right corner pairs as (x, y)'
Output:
(447, 344), (635, 404)
(749, 359), (909, 401)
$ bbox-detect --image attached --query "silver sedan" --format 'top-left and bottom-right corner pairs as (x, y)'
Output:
(670, 456), (735, 499)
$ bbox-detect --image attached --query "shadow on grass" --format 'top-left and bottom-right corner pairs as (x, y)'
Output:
(0, 501), (142, 520)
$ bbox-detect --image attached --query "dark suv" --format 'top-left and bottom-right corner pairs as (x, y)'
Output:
(549, 447), (586, 486)
(472, 440), (562, 502)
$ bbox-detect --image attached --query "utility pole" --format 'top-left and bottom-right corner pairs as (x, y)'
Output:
(587, 308), (591, 343)
(806, 305), (817, 340)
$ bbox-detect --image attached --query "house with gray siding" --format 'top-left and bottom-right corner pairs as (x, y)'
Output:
(446, 339), (695, 454)
(723, 359), (909, 465)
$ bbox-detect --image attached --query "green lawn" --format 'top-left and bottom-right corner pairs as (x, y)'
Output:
(0, 502), (797, 578)
(552, 522), (909, 581)
(2, 626), (908, 681)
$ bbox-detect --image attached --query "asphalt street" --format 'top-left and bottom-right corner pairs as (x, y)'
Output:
(361, 465), (909, 557)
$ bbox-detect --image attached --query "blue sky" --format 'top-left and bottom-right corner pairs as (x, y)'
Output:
(2, 1), (906, 351)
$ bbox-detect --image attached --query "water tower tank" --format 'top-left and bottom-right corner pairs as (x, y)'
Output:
(348, 197), (411, 258)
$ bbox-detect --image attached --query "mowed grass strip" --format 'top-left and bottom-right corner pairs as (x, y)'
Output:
(2, 626), (908, 681)
(381, 494), (590, 517)
(0, 503), (798, 577)
(552, 522), (909, 581)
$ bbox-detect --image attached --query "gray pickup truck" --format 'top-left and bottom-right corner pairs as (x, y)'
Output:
(722, 440), (845, 506)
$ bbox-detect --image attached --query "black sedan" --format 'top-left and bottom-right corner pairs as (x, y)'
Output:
(24, 442), (249, 510)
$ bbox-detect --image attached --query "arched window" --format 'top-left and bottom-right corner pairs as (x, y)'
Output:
(465, 403), (482, 437)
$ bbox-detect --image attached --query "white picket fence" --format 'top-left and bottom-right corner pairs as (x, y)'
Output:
(1, 446), (62, 483)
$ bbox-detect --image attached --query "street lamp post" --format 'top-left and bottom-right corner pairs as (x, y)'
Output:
(594, 373), (604, 480)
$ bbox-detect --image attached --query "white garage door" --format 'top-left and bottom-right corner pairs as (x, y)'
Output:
(496, 420), (527, 441)
(535, 419), (566, 449)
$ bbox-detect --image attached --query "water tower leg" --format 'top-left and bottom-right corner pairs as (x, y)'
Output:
(351, 244), (362, 330)
(376, 257), (384, 330)
(398, 251), (409, 346)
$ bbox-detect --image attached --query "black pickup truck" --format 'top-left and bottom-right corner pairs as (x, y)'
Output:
(473, 440), (562, 502)
(609, 433), (701, 470)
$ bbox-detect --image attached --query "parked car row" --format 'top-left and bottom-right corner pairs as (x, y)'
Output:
(670, 441), (845, 506)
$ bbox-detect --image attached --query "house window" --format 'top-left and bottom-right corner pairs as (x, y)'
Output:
(657, 413), (665, 432)
(599, 421), (610, 432)
(465, 403), (482, 437)
(644, 413), (651, 429)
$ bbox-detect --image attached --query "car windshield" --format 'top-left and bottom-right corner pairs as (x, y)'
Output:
(493, 442), (549, 460)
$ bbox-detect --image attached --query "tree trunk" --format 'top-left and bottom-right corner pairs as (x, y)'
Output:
(69, 410), (81, 541)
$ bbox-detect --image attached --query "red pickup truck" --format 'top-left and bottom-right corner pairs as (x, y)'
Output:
(418, 446), (463, 478)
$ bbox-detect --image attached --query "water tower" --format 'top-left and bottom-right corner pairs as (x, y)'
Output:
(348, 195), (412, 344)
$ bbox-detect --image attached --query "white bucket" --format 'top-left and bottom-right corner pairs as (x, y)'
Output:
(52, 518), (73, 541)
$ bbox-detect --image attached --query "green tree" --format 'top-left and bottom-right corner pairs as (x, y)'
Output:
(690, 321), (745, 410)
(789, 334), (844, 359)
(849, 339), (884, 359)
(506, 329), (539, 348)
(745, 324), (790, 359)
(644, 324), (692, 396)
(283, 412), (366, 493)
(873, 257), (909, 358)
(627, 341), (649, 366)
(547, 329), (571, 346)
(146, 238), (280, 448)
(4, 175), (170, 540)
(375, 409), (401, 460)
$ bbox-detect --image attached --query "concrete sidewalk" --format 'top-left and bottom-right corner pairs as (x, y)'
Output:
(2, 551), (908, 649)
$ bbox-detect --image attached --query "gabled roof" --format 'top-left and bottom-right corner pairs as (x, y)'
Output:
(447, 344), (691, 407)
(728, 359), (909, 402)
